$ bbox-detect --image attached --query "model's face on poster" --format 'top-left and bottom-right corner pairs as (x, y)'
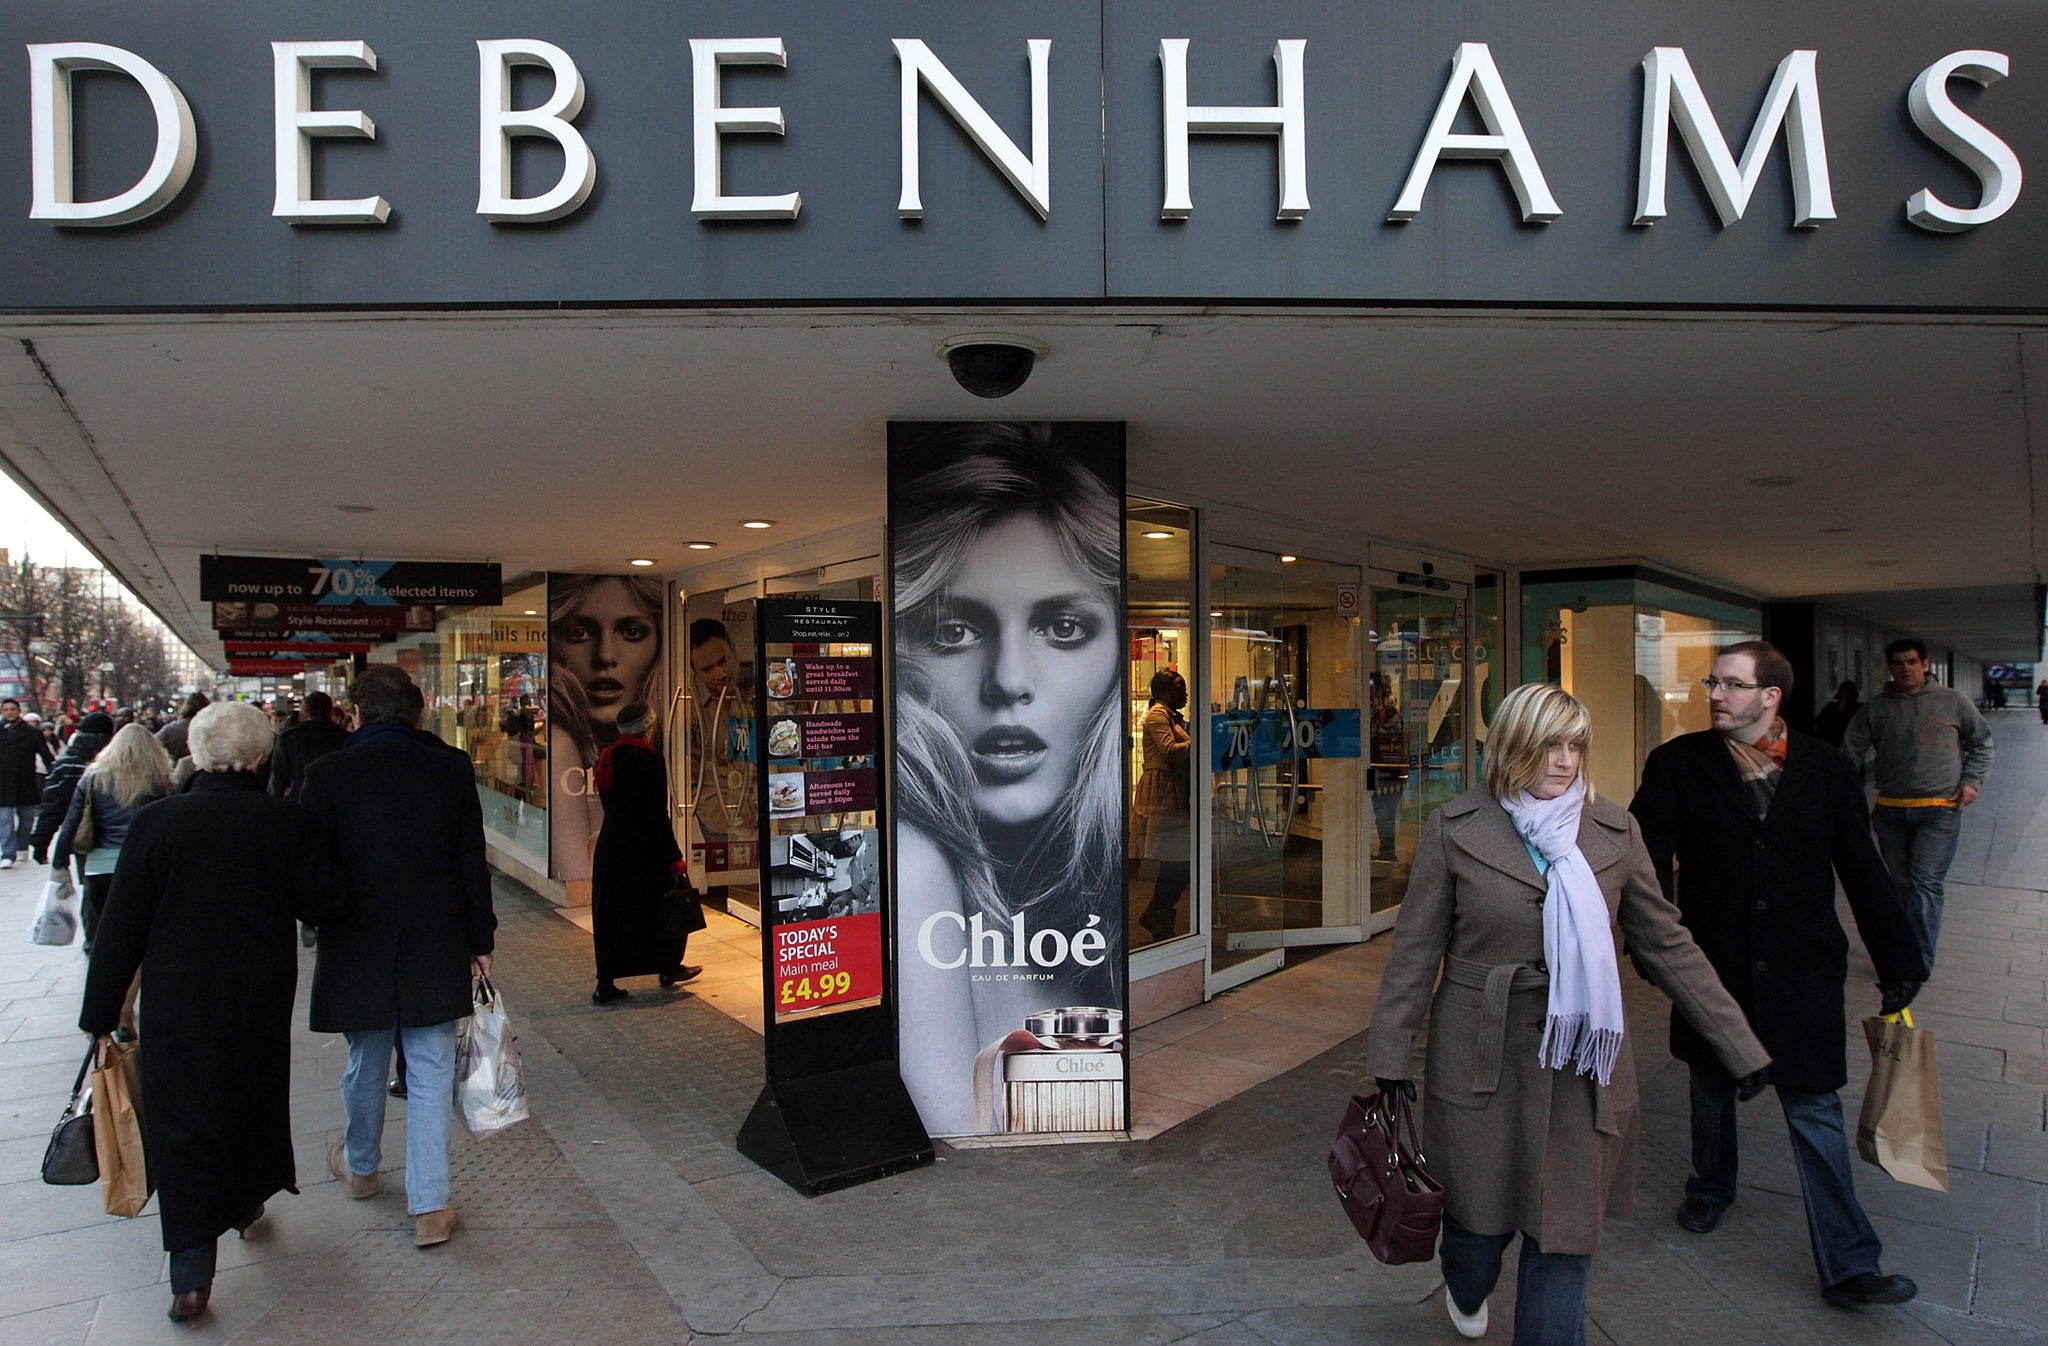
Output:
(554, 578), (658, 725)
(924, 515), (1120, 827)
(692, 637), (734, 695)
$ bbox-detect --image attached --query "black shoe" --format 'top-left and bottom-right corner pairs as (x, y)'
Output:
(387, 1077), (408, 1099)
(168, 1288), (211, 1323)
(659, 966), (703, 987)
(299, 922), (317, 948)
(1675, 1196), (1725, 1234)
(592, 982), (630, 1004)
(1823, 1272), (1917, 1308)
(233, 1202), (266, 1237)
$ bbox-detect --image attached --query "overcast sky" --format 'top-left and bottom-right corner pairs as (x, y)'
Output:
(0, 473), (101, 570)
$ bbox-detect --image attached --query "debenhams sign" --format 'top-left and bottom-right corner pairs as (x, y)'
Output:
(3, 2), (2040, 311)
(28, 38), (2018, 233)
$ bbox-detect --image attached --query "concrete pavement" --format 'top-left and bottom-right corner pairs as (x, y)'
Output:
(0, 712), (2043, 1344)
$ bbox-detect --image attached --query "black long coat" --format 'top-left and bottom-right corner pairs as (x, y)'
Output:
(590, 740), (686, 980)
(298, 725), (496, 1031)
(1630, 728), (1926, 1090)
(0, 718), (51, 807)
(267, 715), (348, 797)
(78, 772), (349, 1252)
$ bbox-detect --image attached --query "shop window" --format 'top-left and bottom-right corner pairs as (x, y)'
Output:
(1127, 500), (1195, 950)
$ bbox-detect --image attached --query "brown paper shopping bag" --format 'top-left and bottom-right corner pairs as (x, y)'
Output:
(1857, 1009), (1948, 1193)
(90, 1038), (153, 1217)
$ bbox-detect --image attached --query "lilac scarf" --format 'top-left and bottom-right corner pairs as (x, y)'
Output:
(1501, 777), (1625, 1086)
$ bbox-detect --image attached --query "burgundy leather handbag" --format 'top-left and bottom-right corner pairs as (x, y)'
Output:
(1327, 1088), (1445, 1265)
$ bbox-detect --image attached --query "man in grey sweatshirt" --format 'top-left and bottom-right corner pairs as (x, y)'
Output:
(1841, 639), (1994, 971)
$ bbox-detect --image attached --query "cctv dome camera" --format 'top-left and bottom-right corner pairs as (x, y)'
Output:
(936, 334), (1048, 399)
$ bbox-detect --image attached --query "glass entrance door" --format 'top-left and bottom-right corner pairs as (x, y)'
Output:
(1369, 583), (1469, 929)
(1207, 548), (1366, 988)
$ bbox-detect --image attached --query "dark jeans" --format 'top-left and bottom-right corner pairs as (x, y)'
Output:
(1871, 804), (1962, 970)
(169, 1240), (216, 1294)
(1686, 1063), (1883, 1287)
(1440, 1213), (1592, 1346)
(81, 872), (113, 953)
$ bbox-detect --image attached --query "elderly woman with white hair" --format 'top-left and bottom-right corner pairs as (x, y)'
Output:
(80, 701), (349, 1325)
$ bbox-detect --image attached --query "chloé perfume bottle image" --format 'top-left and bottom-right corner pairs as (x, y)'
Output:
(973, 1007), (1126, 1134)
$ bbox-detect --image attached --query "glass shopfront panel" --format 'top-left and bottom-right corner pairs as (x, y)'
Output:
(1208, 549), (1365, 976)
(1369, 584), (1467, 917)
(1127, 502), (1196, 950)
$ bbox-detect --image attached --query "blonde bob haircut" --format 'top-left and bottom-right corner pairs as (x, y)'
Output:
(189, 701), (277, 773)
(1484, 682), (1595, 802)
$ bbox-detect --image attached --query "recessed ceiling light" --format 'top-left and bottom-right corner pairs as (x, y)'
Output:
(523, 610), (537, 616)
(685, 541), (717, 550)
(629, 558), (657, 567)
(1279, 554), (1299, 563)
(334, 503), (377, 513)
(1142, 529), (1174, 540)
(1209, 611), (1222, 618)
(1747, 475), (1801, 488)
(740, 519), (775, 530)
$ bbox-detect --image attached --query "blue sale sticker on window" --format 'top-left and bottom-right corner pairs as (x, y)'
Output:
(1211, 708), (1361, 772)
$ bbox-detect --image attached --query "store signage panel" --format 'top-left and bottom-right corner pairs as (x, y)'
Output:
(200, 555), (500, 605)
(1, 2), (2043, 311)
(888, 422), (1129, 1138)
(756, 599), (887, 1026)
(213, 602), (436, 636)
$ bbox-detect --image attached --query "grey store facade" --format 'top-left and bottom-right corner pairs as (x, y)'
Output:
(3, 1), (2045, 1126)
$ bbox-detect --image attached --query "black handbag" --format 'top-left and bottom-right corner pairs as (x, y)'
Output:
(41, 1041), (98, 1186)
(656, 874), (707, 940)
(1327, 1087), (1445, 1265)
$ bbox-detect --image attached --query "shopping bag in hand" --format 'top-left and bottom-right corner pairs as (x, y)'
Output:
(27, 872), (78, 947)
(455, 974), (530, 1138)
(1857, 1008), (1948, 1192)
(91, 1037), (152, 1217)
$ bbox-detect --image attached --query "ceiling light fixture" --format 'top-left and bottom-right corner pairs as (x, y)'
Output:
(629, 558), (657, 567)
(1819, 526), (1854, 534)
(1279, 554), (1298, 563)
(740, 519), (775, 529)
(685, 541), (717, 550)
(1866, 559), (1900, 568)
(334, 503), (377, 513)
(1747, 475), (1802, 489)
(523, 609), (537, 616)
(1142, 529), (1174, 540)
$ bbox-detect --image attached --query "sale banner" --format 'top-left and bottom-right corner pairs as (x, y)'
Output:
(770, 911), (884, 1020)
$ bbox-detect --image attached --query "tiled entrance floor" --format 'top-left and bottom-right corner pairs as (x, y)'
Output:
(554, 904), (1384, 1141)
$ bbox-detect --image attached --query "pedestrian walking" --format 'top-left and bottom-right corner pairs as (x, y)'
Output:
(50, 723), (173, 956)
(0, 697), (53, 864)
(154, 692), (208, 761)
(590, 702), (697, 1003)
(1810, 680), (1860, 748)
(1841, 639), (1994, 970)
(298, 665), (495, 1249)
(29, 711), (113, 867)
(78, 702), (349, 1324)
(1366, 683), (1769, 1345)
(1631, 640), (1927, 1309)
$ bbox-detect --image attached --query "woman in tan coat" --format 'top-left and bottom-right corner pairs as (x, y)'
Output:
(1132, 669), (1192, 942)
(1365, 684), (1769, 1345)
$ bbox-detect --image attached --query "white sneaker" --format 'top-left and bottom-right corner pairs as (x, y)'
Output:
(1, 857), (14, 869)
(1446, 1290), (1488, 1339)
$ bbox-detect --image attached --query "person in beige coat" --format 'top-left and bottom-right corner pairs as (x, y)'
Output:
(1366, 683), (1770, 1345)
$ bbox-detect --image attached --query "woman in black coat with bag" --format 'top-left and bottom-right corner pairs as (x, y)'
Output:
(589, 702), (698, 1003)
(79, 703), (349, 1324)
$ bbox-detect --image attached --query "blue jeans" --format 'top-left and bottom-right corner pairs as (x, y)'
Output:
(341, 1020), (458, 1215)
(1686, 1064), (1882, 1288)
(1871, 804), (1961, 970)
(1440, 1213), (1592, 1346)
(0, 804), (32, 857)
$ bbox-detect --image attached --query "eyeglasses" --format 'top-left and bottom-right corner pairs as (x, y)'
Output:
(1701, 677), (1765, 693)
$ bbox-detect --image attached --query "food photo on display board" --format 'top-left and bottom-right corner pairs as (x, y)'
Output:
(888, 421), (1130, 1138)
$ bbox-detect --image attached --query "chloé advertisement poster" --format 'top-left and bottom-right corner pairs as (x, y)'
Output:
(547, 573), (668, 883)
(888, 422), (1129, 1137)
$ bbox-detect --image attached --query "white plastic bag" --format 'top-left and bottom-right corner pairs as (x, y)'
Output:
(27, 872), (78, 947)
(454, 975), (529, 1138)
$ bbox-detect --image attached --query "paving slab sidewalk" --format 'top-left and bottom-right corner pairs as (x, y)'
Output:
(0, 709), (2043, 1343)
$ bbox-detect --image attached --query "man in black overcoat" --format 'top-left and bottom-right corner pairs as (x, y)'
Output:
(299, 665), (495, 1250)
(268, 689), (348, 797)
(1631, 640), (1927, 1311)
(0, 697), (52, 863)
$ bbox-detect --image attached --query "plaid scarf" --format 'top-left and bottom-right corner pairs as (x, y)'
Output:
(1723, 718), (1787, 819)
